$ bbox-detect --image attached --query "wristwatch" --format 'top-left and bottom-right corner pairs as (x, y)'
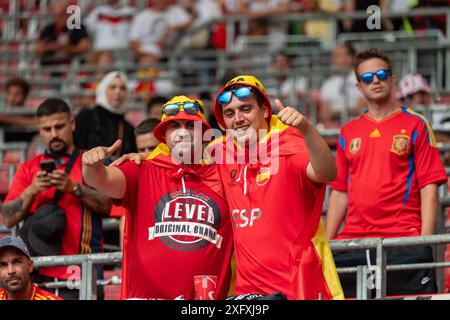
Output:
(71, 183), (82, 197)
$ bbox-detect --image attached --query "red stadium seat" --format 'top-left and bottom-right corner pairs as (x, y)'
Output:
(3, 150), (22, 164)
(103, 268), (122, 300)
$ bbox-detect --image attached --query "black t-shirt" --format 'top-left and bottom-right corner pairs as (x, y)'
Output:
(39, 23), (89, 65)
(73, 105), (137, 163)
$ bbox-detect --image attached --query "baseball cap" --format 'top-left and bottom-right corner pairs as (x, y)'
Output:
(398, 74), (431, 99)
(153, 95), (211, 143)
(214, 75), (272, 130)
(0, 236), (31, 259)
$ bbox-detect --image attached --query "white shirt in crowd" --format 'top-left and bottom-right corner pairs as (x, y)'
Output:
(85, 4), (136, 50)
(180, 0), (222, 48)
(320, 72), (363, 113)
(128, 5), (191, 57)
(266, 77), (308, 100)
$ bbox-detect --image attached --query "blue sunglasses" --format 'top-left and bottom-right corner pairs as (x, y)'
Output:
(218, 86), (252, 104)
(358, 69), (390, 84)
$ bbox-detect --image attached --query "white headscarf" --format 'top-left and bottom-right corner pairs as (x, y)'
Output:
(96, 71), (128, 115)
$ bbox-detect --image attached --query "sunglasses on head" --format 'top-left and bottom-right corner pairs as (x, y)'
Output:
(218, 86), (253, 104)
(358, 69), (390, 84)
(162, 101), (203, 117)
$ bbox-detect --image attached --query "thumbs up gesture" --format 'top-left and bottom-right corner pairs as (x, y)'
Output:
(82, 140), (122, 166)
(275, 99), (309, 131)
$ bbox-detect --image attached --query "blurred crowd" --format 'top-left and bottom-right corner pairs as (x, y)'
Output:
(1, 0), (450, 150)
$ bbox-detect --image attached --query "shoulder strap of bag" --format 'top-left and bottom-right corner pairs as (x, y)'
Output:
(53, 148), (80, 205)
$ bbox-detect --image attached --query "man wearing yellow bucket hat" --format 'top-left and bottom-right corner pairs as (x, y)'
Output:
(81, 96), (233, 300)
(211, 75), (344, 300)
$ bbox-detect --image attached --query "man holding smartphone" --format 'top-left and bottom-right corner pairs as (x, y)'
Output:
(1, 98), (113, 300)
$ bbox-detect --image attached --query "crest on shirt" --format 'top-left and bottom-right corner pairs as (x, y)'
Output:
(349, 138), (361, 154)
(227, 169), (238, 187)
(151, 189), (223, 251)
(256, 167), (270, 186)
(391, 135), (410, 155)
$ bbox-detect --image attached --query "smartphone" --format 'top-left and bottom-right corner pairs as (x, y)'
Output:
(40, 159), (56, 174)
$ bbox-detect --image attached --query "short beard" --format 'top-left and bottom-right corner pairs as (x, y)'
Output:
(49, 140), (68, 156)
(3, 277), (25, 293)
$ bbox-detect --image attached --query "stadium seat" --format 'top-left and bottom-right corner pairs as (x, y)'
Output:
(103, 268), (122, 300)
(3, 150), (22, 164)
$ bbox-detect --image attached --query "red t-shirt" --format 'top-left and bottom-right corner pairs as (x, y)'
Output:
(330, 107), (447, 239)
(4, 152), (105, 279)
(115, 154), (233, 300)
(210, 116), (343, 300)
(0, 284), (63, 300)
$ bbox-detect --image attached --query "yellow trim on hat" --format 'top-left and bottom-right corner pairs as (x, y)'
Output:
(225, 75), (267, 94)
(160, 95), (206, 122)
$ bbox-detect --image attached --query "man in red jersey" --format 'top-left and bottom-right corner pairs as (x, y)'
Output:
(1, 98), (113, 300)
(210, 75), (344, 300)
(82, 96), (233, 300)
(0, 236), (62, 300)
(326, 48), (447, 298)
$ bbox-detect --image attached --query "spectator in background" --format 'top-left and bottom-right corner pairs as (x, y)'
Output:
(71, 50), (116, 109)
(74, 71), (137, 163)
(0, 236), (62, 300)
(326, 48), (447, 298)
(4, 77), (29, 107)
(35, 0), (90, 66)
(412, 0), (448, 35)
(1, 99), (113, 300)
(131, 54), (175, 103)
(319, 42), (366, 124)
(85, 0), (136, 51)
(178, 0), (222, 50)
(299, 0), (344, 41)
(398, 74), (433, 108)
(177, 0), (223, 90)
(128, 0), (191, 62)
(83, 50), (116, 91)
(241, 0), (291, 51)
(134, 118), (160, 154)
(146, 95), (168, 120)
(267, 50), (308, 102)
(342, 0), (393, 33)
(0, 77), (37, 143)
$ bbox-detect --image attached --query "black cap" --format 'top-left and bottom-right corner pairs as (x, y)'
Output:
(0, 236), (31, 258)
